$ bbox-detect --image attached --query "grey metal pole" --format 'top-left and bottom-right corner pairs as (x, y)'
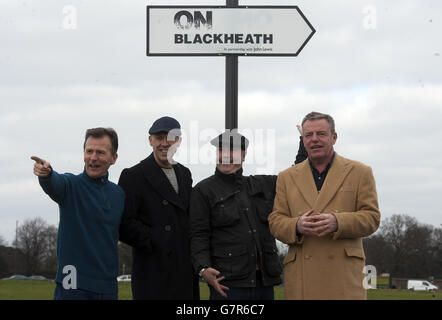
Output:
(225, 0), (239, 130)
(15, 220), (18, 274)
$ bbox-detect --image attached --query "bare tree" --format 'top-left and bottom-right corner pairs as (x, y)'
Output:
(0, 235), (8, 276)
(431, 227), (442, 278)
(41, 225), (58, 274)
(0, 235), (7, 246)
(364, 233), (394, 274)
(14, 217), (50, 275)
(118, 242), (132, 275)
(380, 215), (418, 277)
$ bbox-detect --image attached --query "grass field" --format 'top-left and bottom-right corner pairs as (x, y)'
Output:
(1, 280), (441, 300)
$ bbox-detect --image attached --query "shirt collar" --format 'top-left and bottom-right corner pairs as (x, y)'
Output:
(309, 152), (335, 174)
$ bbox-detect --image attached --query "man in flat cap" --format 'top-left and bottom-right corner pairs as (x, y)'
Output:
(118, 116), (199, 300)
(189, 129), (306, 300)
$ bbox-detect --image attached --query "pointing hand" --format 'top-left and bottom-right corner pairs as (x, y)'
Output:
(31, 156), (52, 177)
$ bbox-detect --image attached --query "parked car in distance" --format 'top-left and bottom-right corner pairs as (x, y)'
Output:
(2, 275), (30, 280)
(29, 275), (49, 281)
(407, 280), (438, 291)
(117, 274), (131, 282)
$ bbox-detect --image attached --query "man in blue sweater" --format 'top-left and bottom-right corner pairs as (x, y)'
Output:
(31, 127), (125, 300)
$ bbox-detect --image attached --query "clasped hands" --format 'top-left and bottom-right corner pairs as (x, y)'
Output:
(296, 209), (338, 237)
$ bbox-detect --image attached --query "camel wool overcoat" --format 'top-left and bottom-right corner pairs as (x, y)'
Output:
(268, 153), (380, 300)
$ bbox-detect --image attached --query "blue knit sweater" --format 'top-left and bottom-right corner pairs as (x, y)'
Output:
(39, 168), (125, 294)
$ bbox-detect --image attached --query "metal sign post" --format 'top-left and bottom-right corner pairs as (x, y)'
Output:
(146, 2), (315, 130)
(225, 0), (238, 130)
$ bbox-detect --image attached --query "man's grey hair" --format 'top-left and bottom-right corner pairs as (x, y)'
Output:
(302, 111), (336, 134)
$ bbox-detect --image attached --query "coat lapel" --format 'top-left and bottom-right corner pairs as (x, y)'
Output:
(290, 161), (317, 208)
(173, 163), (191, 209)
(140, 153), (186, 211)
(313, 153), (353, 212)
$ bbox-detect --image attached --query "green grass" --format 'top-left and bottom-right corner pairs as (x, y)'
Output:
(367, 288), (442, 300)
(0, 280), (56, 300)
(117, 281), (132, 300)
(1, 280), (441, 300)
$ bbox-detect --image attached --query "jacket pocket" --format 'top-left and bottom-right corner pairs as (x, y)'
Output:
(212, 245), (250, 280)
(210, 193), (240, 227)
(344, 247), (365, 260)
(282, 247), (297, 266)
(262, 243), (282, 277)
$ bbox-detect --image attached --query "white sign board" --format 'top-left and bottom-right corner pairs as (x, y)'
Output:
(147, 6), (315, 56)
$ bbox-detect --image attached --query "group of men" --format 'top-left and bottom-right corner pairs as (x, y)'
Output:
(32, 111), (380, 300)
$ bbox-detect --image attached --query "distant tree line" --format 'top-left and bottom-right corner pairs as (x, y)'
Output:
(1, 214), (441, 280)
(364, 214), (442, 279)
(0, 217), (132, 279)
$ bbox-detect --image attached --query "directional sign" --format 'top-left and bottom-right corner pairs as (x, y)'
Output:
(147, 6), (315, 56)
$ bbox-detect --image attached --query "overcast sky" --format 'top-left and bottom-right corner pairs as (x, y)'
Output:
(1, 0), (441, 244)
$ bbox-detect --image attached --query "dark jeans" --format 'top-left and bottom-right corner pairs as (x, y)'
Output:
(54, 282), (118, 300)
(209, 275), (274, 300)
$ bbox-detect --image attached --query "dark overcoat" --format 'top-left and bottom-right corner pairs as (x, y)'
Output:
(118, 153), (198, 300)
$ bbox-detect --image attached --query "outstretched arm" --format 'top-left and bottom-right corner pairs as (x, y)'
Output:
(31, 156), (67, 205)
